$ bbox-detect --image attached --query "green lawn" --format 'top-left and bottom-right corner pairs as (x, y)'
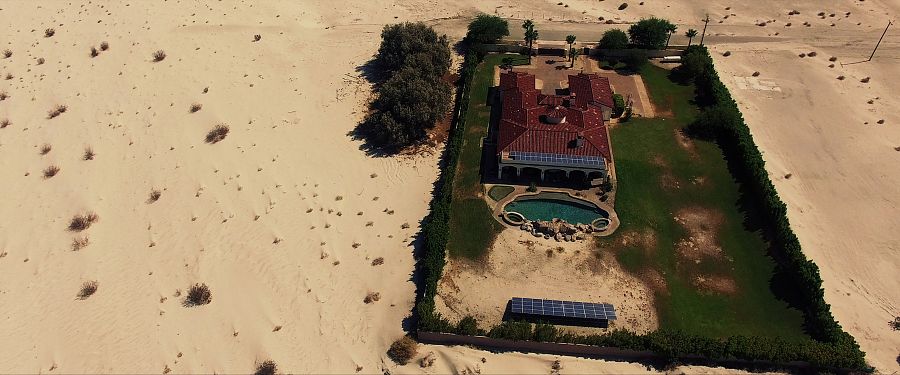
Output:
(602, 63), (807, 340)
(446, 54), (525, 259)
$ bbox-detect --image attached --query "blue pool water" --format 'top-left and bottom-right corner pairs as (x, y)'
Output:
(503, 192), (608, 225)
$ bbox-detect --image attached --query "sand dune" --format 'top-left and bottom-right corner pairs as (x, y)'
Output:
(1, 0), (898, 373)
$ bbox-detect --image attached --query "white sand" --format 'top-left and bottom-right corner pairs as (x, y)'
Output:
(1, 0), (897, 373)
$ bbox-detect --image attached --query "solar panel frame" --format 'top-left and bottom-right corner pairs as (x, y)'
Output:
(510, 297), (617, 322)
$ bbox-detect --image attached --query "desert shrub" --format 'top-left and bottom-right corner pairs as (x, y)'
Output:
(612, 93), (625, 117)
(205, 124), (229, 143)
(891, 317), (900, 331)
(363, 292), (381, 303)
(0, 119), (9, 128)
(2, 50), (11, 58)
(36, 57), (45, 65)
(371, 257), (384, 266)
(184, 283), (212, 306)
(465, 14), (509, 44)
(4, 73), (12, 80)
(599, 29), (629, 50)
(190, 103), (202, 113)
(152, 50), (166, 62)
(148, 189), (162, 203)
(100, 41), (109, 51)
(254, 360), (277, 375)
(45, 28), (55, 37)
(618, 2), (628, 10)
(0, 91), (7, 100)
(43, 165), (60, 178)
(387, 337), (418, 365)
(68, 212), (99, 231)
(627, 17), (674, 49)
(83, 147), (95, 160)
(253, 34), (262, 42)
(48, 105), (67, 119)
(77, 280), (98, 299)
(40, 143), (52, 155)
(90, 47), (99, 57)
(72, 236), (90, 251)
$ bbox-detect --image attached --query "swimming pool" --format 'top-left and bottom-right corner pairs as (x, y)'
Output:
(503, 192), (608, 225)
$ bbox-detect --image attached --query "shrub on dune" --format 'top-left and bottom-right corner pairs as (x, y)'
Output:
(205, 124), (229, 143)
(45, 28), (55, 37)
(77, 280), (98, 299)
(254, 360), (277, 375)
(184, 283), (212, 306)
(152, 50), (166, 62)
(43, 165), (60, 178)
(68, 212), (99, 231)
(387, 336), (418, 365)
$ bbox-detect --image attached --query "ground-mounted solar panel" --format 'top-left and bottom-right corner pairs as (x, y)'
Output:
(509, 297), (616, 327)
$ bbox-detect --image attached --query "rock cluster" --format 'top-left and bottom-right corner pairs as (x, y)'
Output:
(520, 218), (590, 242)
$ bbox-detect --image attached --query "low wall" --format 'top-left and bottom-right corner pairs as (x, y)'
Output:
(589, 48), (684, 58)
(481, 43), (529, 54)
(417, 331), (656, 362)
(417, 331), (832, 373)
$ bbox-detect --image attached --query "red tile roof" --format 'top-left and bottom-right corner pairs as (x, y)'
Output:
(497, 71), (614, 162)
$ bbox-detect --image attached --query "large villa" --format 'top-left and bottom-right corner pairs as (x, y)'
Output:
(496, 70), (616, 183)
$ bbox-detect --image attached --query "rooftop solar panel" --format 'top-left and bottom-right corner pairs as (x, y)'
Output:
(508, 151), (606, 169)
(510, 297), (617, 321)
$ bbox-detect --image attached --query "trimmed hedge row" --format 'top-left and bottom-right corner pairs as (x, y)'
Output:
(415, 43), (869, 371)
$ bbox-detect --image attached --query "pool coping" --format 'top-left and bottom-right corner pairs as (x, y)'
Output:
(487, 185), (620, 236)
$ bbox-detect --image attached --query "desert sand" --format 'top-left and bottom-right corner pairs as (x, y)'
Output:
(1, 0), (898, 373)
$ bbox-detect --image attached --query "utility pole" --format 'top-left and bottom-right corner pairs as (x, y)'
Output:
(699, 14), (710, 46)
(868, 20), (892, 61)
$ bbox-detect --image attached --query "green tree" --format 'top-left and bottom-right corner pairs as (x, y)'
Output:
(365, 66), (451, 146)
(627, 17), (676, 49)
(664, 24), (677, 49)
(622, 49), (647, 70)
(565, 34), (577, 59)
(375, 22), (450, 77)
(599, 29), (628, 50)
(522, 20), (539, 51)
(685, 28), (698, 46)
(466, 14), (509, 44)
(569, 47), (580, 67)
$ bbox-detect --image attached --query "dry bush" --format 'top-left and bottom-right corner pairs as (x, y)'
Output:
(2, 50), (11, 58)
(189, 103), (202, 113)
(808, 51), (818, 57)
(72, 236), (90, 251)
(83, 147), (95, 160)
(148, 189), (162, 203)
(387, 337), (418, 365)
(36, 57), (45, 65)
(255, 360), (277, 375)
(90, 46), (99, 58)
(722, 51), (731, 57)
(752, 71), (760, 77)
(45, 28), (55, 37)
(253, 34), (262, 42)
(48, 104), (67, 119)
(371, 257), (384, 266)
(4, 73), (12, 80)
(829, 56), (838, 62)
(40, 143), (52, 155)
(618, 3), (628, 10)
(363, 292), (380, 304)
(798, 53), (806, 58)
(43, 165), (60, 178)
(184, 283), (212, 306)
(0, 91), (8, 101)
(152, 50), (166, 62)
(205, 124), (229, 143)
(100, 41), (109, 51)
(77, 280), (98, 299)
(0, 119), (9, 128)
(860, 76), (870, 83)
(68, 212), (99, 231)
(837, 75), (845, 80)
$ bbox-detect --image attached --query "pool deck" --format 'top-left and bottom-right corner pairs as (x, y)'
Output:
(487, 184), (620, 236)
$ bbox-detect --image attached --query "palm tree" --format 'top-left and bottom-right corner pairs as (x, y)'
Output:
(685, 29), (698, 46)
(522, 19), (538, 51)
(566, 34), (576, 63)
(664, 24), (677, 49)
(569, 48), (580, 68)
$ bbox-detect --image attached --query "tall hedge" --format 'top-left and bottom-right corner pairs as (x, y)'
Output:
(414, 40), (869, 372)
